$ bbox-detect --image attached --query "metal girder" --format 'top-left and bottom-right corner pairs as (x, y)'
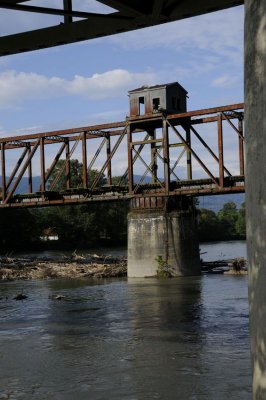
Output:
(0, 2), (131, 20)
(0, 0), (244, 56)
(63, 0), (73, 24)
(0, 103), (244, 206)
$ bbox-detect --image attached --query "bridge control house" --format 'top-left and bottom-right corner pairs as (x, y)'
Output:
(127, 82), (201, 278)
(128, 82), (188, 117)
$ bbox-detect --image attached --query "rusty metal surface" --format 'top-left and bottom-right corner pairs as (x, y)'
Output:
(0, 103), (245, 208)
(128, 83), (187, 117)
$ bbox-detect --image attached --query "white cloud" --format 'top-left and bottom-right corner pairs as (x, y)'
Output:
(68, 69), (156, 98)
(212, 74), (240, 88)
(0, 68), (157, 108)
(108, 6), (244, 66)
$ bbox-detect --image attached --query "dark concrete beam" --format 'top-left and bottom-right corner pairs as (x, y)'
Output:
(0, 0), (244, 56)
(63, 0), (73, 24)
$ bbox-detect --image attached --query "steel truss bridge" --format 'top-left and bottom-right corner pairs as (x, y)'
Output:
(0, 103), (244, 208)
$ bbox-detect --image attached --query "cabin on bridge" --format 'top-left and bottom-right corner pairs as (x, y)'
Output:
(128, 82), (188, 117)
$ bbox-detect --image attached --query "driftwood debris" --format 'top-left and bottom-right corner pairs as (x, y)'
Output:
(201, 257), (247, 275)
(0, 253), (127, 281)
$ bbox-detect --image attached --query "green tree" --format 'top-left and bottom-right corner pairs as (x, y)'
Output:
(217, 202), (238, 238)
(235, 202), (246, 237)
(33, 168), (127, 249)
(0, 208), (39, 251)
(111, 175), (128, 186)
(197, 208), (224, 242)
(47, 159), (106, 191)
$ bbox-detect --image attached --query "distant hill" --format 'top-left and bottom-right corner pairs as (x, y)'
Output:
(0, 176), (40, 194)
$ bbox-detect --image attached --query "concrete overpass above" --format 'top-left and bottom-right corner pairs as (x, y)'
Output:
(0, 0), (243, 57)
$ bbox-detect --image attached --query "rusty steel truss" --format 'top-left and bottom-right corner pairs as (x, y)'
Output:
(0, 103), (244, 208)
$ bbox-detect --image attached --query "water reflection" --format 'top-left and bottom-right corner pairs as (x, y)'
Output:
(0, 275), (251, 400)
(121, 278), (203, 399)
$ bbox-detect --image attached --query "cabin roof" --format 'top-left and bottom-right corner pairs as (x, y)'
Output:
(128, 82), (188, 95)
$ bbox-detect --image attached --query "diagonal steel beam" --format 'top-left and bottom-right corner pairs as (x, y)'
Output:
(1, 143), (6, 201)
(166, 120), (218, 185)
(6, 146), (28, 191)
(4, 139), (41, 204)
(40, 142), (66, 190)
(119, 133), (149, 186)
(0, 2), (131, 20)
(88, 138), (106, 171)
(90, 124), (128, 191)
(132, 148), (164, 191)
(27, 145), (33, 194)
(157, 147), (184, 181)
(190, 125), (232, 176)
(49, 134), (82, 191)
(222, 112), (245, 140)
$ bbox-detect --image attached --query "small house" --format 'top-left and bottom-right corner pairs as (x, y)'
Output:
(128, 82), (188, 117)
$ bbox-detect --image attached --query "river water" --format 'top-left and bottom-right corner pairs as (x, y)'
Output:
(0, 241), (251, 399)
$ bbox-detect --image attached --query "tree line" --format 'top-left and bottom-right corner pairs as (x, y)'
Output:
(0, 201), (246, 252)
(0, 160), (246, 251)
(197, 201), (246, 242)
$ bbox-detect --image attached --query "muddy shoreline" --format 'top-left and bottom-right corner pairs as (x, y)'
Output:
(0, 254), (247, 281)
(0, 254), (127, 281)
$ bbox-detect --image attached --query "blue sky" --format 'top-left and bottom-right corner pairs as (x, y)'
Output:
(0, 3), (244, 178)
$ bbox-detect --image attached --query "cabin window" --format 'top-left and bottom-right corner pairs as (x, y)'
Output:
(139, 96), (145, 115)
(152, 98), (160, 111)
(172, 97), (177, 109)
(172, 97), (181, 111)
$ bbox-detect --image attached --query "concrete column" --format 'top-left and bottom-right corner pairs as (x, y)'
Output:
(245, 1), (266, 398)
(127, 201), (200, 278)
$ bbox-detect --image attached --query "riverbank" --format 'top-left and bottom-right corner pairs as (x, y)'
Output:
(0, 253), (127, 281)
(0, 253), (247, 281)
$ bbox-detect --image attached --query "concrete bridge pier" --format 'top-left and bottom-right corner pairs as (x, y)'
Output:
(245, 1), (266, 398)
(127, 196), (201, 278)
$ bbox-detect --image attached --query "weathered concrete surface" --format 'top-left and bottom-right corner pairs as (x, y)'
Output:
(127, 209), (200, 278)
(245, 1), (266, 398)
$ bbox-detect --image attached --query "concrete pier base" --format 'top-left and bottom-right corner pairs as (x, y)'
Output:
(245, 1), (266, 398)
(127, 199), (200, 278)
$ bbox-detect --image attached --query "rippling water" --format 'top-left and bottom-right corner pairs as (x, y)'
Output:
(0, 241), (251, 400)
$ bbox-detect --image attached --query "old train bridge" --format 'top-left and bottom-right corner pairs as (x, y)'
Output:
(0, 1), (265, 396)
(0, 83), (244, 277)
